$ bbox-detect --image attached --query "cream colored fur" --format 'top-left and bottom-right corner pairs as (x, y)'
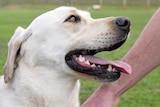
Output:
(0, 6), (129, 107)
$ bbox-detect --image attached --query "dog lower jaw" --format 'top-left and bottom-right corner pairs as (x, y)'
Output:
(65, 51), (129, 82)
(65, 54), (121, 82)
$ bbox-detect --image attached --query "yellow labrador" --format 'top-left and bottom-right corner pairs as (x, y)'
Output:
(0, 6), (131, 107)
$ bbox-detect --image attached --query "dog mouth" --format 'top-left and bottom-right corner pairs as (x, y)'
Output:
(65, 40), (131, 82)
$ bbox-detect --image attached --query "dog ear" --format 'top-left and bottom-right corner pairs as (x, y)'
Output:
(3, 27), (32, 83)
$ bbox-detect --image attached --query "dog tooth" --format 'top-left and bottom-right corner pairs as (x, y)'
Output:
(112, 68), (116, 72)
(84, 60), (90, 65)
(78, 55), (85, 62)
(91, 64), (96, 67)
(97, 65), (101, 68)
(75, 57), (78, 60)
(107, 65), (112, 72)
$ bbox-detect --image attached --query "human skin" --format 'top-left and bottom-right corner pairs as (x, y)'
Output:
(82, 8), (160, 107)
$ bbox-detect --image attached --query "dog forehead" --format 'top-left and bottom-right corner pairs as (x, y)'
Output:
(28, 6), (91, 29)
(34, 6), (91, 21)
(53, 6), (91, 18)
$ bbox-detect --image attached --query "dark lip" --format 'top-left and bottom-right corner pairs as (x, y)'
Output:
(65, 55), (121, 82)
(65, 38), (127, 82)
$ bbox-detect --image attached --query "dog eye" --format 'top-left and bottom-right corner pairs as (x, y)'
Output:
(65, 15), (81, 23)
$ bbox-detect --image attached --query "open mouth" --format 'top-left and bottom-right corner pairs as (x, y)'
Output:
(65, 40), (131, 82)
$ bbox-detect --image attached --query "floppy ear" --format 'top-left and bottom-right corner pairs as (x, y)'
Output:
(3, 27), (32, 83)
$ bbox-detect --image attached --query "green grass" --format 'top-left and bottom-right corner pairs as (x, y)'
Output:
(0, 5), (160, 107)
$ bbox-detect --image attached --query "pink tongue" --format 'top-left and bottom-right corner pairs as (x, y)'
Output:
(83, 55), (132, 74)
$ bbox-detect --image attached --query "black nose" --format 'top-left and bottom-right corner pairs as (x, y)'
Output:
(115, 17), (130, 31)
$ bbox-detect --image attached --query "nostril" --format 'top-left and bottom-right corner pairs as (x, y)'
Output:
(115, 17), (130, 31)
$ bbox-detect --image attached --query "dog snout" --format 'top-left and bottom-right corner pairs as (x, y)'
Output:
(115, 17), (130, 31)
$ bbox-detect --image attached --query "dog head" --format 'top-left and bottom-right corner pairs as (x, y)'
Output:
(4, 6), (131, 83)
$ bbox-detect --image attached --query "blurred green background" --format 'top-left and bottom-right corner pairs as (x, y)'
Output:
(0, 0), (160, 107)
